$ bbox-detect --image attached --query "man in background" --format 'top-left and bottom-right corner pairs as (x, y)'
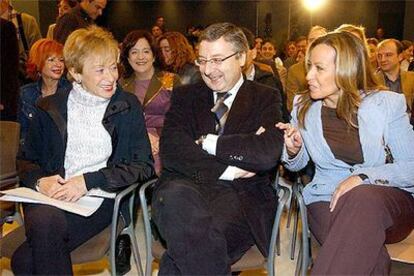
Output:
(376, 39), (414, 111)
(54, 0), (107, 44)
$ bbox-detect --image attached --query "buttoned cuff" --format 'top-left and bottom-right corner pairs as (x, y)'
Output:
(219, 166), (237, 181)
(202, 134), (219, 155)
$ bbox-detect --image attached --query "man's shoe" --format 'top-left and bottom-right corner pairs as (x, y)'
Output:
(115, 234), (131, 275)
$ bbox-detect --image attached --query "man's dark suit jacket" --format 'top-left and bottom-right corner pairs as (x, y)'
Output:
(158, 80), (284, 256)
(254, 64), (290, 122)
(54, 5), (94, 44)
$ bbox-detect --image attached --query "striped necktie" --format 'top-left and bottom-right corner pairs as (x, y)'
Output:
(211, 92), (231, 135)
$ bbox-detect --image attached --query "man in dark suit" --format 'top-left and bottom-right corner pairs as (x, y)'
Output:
(54, 0), (107, 44)
(152, 22), (284, 275)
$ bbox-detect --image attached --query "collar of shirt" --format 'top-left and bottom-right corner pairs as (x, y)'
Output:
(214, 74), (244, 110)
(384, 70), (401, 83)
(245, 65), (255, 81)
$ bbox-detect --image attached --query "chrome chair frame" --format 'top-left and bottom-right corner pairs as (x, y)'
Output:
(139, 170), (290, 276)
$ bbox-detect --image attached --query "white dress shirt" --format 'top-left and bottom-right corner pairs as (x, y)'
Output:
(202, 75), (246, 180)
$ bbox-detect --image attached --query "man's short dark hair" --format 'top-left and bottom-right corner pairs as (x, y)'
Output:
(199, 22), (248, 53)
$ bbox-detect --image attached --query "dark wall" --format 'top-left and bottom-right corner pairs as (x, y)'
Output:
(377, 1), (406, 39)
(98, 0), (257, 42)
(33, 0), (410, 44)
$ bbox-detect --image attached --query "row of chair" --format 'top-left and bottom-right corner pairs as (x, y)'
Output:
(1, 120), (412, 275)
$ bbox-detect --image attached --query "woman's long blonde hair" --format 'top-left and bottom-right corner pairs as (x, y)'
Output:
(296, 31), (385, 129)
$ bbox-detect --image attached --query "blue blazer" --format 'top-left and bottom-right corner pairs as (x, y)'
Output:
(282, 91), (414, 205)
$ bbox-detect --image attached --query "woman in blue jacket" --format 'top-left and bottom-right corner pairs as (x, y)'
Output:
(18, 38), (70, 143)
(278, 31), (414, 274)
(12, 26), (154, 275)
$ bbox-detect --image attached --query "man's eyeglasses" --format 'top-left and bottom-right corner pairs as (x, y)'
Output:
(195, 52), (239, 67)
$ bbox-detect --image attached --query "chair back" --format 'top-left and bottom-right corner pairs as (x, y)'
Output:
(0, 121), (20, 180)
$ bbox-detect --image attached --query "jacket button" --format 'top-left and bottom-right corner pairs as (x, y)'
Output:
(349, 168), (354, 172)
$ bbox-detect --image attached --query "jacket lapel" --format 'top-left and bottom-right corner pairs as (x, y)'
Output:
(39, 86), (70, 143)
(357, 96), (386, 166)
(194, 84), (216, 135)
(143, 70), (163, 106)
(222, 82), (251, 135)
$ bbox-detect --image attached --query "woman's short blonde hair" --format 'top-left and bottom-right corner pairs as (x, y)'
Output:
(64, 25), (119, 78)
(296, 31), (385, 129)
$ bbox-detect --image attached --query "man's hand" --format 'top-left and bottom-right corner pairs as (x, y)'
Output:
(276, 123), (303, 157)
(37, 175), (66, 197)
(51, 175), (87, 202)
(330, 175), (364, 212)
(234, 167), (256, 179)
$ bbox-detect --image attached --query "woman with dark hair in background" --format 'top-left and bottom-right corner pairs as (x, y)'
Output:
(120, 30), (180, 175)
(158, 31), (201, 85)
(18, 38), (69, 143)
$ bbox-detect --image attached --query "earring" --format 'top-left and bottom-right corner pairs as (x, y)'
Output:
(76, 79), (81, 84)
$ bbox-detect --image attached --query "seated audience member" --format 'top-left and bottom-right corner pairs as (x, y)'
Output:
(286, 26), (327, 111)
(367, 37), (379, 70)
(11, 26), (154, 275)
(151, 25), (163, 41)
(54, 0), (107, 44)
(401, 40), (413, 72)
(120, 30), (180, 175)
(0, 18), (19, 121)
(376, 26), (385, 41)
(241, 27), (288, 121)
(154, 15), (166, 32)
(283, 40), (298, 69)
(18, 39), (69, 143)
(47, 0), (78, 39)
(376, 39), (414, 110)
(294, 35), (307, 63)
(254, 36), (264, 59)
(278, 31), (414, 275)
(259, 39), (287, 89)
(157, 31), (201, 85)
(152, 22), (284, 275)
